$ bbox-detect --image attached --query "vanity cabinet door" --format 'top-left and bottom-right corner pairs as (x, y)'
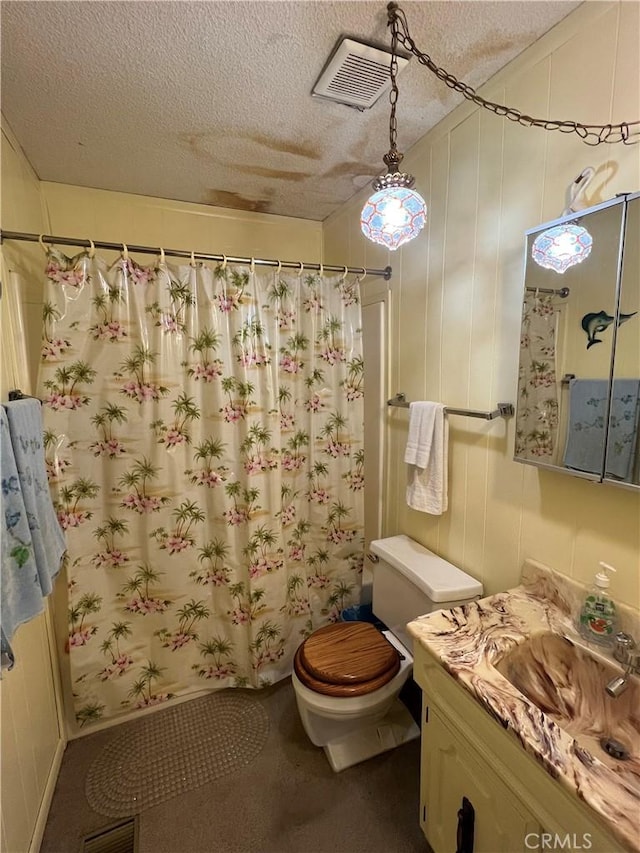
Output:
(421, 705), (540, 853)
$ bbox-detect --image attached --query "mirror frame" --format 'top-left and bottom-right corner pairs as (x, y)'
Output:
(513, 193), (637, 487)
(603, 190), (640, 491)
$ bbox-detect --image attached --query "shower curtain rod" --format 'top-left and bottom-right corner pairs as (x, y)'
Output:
(525, 285), (570, 298)
(0, 230), (393, 281)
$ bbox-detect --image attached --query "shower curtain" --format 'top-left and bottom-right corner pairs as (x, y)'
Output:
(38, 248), (364, 726)
(515, 291), (560, 462)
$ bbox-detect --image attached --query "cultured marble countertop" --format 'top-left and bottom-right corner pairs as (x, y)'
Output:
(407, 560), (640, 852)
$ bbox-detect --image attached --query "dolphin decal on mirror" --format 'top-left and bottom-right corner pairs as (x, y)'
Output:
(581, 310), (637, 349)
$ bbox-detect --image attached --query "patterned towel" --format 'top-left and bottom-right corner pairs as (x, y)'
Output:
(605, 379), (640, 481)
(3, 399), (66, 596)
(563, 379), (640, 480)
(0, 406), (48, 652)
(563, 380), (608, 475)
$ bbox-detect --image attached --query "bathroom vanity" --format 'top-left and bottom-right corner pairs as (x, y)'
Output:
(408, 562), (639, 853)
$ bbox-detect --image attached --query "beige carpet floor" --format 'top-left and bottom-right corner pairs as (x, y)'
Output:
(41, 678), (429, 853)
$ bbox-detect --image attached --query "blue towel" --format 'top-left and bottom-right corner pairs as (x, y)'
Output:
(605, 379), (640, 481)
(563, 380), (608, 475)
(3, 399), (66, 596)
(0, 406), (49, 651)
(563, 379), (640, 480)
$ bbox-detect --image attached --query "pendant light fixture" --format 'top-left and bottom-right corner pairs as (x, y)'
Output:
(531, 167), (595, 274)
(360, 3), (427, 251)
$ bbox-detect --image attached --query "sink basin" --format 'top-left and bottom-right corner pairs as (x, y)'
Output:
(494, 632), (640, 788)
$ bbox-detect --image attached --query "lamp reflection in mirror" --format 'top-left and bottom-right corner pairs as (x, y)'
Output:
(360, 185), (427, 251)
(532, 167), (595, 274)
(531, 222), (593, 274)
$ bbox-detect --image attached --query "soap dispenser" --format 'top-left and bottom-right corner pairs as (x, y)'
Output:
(578, 562), (617, 647)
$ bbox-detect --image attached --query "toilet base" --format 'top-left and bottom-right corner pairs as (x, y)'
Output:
(322, 698), (420, 772)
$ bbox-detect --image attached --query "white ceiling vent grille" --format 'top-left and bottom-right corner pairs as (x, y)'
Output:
(312, 38), (409, 110)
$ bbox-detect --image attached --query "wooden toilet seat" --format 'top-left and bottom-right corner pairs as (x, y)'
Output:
(294, 622), (401, 697)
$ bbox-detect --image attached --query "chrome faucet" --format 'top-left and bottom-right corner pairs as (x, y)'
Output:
(605, 632), (639, 698)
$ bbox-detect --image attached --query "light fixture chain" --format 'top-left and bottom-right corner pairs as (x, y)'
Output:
(387, 3), (639, 146)
(388, 14), (399, 155)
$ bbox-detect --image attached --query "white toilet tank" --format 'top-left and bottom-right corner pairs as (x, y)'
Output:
(369, 535), (483, 651)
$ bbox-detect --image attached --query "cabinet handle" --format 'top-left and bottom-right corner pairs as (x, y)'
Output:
(456, 796), (475, 853)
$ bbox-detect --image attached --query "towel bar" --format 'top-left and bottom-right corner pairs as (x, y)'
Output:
(387, 393), (514, 420)
(7, 389), (43, 404)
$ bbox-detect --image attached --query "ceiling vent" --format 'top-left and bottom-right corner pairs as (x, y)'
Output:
(312, 37), (409, 110)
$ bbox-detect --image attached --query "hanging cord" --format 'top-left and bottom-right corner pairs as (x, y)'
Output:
(388, 3), (639, 146)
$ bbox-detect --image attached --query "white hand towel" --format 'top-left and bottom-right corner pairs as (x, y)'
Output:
(404, 402), (437, 468)
(404, 402), (448, 514)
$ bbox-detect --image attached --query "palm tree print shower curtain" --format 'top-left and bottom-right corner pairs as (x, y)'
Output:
(39, 249), (364, 726)
(515, 292), (560, 462)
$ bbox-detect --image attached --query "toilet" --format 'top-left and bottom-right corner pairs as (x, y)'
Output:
(292, 534), (483, 771)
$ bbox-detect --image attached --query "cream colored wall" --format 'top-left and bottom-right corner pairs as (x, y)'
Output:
(323, 1), (640, 610)
(41, 181), (321, 265)
(0, 118), (66, 853)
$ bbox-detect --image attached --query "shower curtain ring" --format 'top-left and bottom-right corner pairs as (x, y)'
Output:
(319, 263), (324, 277)
(341, 266), (348, 281)
(121, 243), (129, 261)
(38, 234), (51, 254)
(276, 260), (282, 275)
(250, 257), (255, 274)
(87, 239), (96, 258)
(221, 254), (228, 271)
(159, 247), (166, 264)
(190, 250), (196, 268)
(298, 261), (304, 276)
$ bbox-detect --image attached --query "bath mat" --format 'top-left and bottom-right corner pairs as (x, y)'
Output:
(86, 692), (269, 816)
(82, 818), (137, 853)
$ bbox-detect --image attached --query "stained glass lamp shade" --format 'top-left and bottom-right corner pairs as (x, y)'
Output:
(531, 222), (593, 274)
(361, 186), (427, 251)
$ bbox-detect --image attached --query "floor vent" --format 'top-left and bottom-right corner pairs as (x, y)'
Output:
(81, 818), (137, 853)
(312, 37), (409, 109)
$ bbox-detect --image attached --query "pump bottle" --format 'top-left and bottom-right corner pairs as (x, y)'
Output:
(578, 562), (618, 647)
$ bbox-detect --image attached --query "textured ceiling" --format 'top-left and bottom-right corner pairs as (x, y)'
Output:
(1, 1), (580, 221)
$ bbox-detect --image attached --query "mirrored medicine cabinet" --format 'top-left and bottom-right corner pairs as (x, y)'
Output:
(514, 191), (640, 490)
